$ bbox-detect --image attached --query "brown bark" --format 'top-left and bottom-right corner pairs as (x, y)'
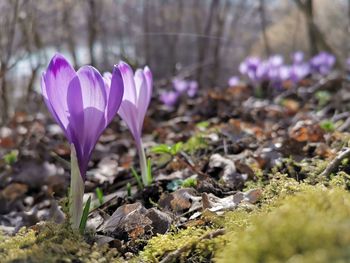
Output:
(211, 0), (231, 86)
(259, 0), (270, 56)
(87, 0), (98, 66)
(1, 0), (20, 123)
(0, 65), (9, 123)
(196, 0), (220, 86)
(62, 0), (78, 67)
(293, 0), (334, 56)
(143, 0), (151, 65)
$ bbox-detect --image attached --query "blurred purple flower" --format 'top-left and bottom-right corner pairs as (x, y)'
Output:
(290, 63), (310, 83)
(279, 65), (291, 81)
(268, 55), (284, 67)
(41, 53), (124, 179)
(187, 80), (198, 97)
(292, 51), (304, 64)
(310, 52), (335, 75)
(228, 76), (240, 86)
(116, 62), (153, 185)
(239, 57), (261, 82)
(256, 61), (269, 81)
(160, 90), (179, 107)
(173, 78), (188, 93)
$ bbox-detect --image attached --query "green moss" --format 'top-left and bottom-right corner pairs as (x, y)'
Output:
(139, 227), (222, 262)
(216, 186), (350, 263)
(0, 222), (121, 263)
(183, 134), (208, 154)
(299, 158), (328, 184)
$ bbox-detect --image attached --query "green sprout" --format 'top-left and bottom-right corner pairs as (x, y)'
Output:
(150, 142), (183, 156)
(181, 178), (198, 188)
(79, 196), (91, 235)
(320, 120), (335, 132)
(131, 167), (144, 189)
(3, 150), (19, 165)
(127, 182), (132, 197)
(315, 90), (331, 108)
(95, 187), (104, 206)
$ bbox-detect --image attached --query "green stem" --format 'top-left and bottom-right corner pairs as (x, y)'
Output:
(70, 144), (84, 230)
(137, 140), (149, 186)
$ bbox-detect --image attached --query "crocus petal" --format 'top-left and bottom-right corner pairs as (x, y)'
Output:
(134, 69), (149, 131)
(118, 100), (140, 142)
(67, 76), (84, 139)
(41, 74), (66, 135)
(118, 61), (137, 103)
(66, 76), (85, 175)
(77, 66), (107, 112)
(43, 53), (76, 135)
(106, 66), (124, 124)
(76, 66), (107, 151)
(103, 72), (112, 87)
(66, 66), (107, 177)
(144, 66), (153, 103)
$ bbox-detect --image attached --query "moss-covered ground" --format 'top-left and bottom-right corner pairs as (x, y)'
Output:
(3, 166), (350, 263)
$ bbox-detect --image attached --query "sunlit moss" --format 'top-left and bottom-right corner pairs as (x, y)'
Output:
(138, 226), (222, 262)
(216, 186), (350, 263)
(0, 222), (120, 263)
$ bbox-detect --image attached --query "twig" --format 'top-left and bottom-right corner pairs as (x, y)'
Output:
(159, 228), (225, 263)
(178, 151), (208, 178)
(319, 148), (350, 177)
(338, 117), (350, 132)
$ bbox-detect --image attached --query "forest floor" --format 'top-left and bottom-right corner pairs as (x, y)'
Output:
(1, 74), (350, 262)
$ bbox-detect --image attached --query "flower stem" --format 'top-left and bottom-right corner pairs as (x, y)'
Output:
(137, 140), (149, 186)
(70, 144), (84, 230)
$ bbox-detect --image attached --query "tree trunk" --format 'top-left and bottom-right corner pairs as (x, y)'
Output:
(196, 0), (220, 87)
(211, 0), (231, 86)
(63, 2), (78, 67)
(294, 0), (334, 56)
(0, 65), (9, 123)
(143, 0), (150, 65)
(87, 0), (98, 66)
(259, 0), (270, 56)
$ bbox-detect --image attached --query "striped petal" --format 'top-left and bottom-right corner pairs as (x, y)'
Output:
(42, 53), (76, 139)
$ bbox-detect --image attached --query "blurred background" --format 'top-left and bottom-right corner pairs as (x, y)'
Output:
(0, 0), (349, 123)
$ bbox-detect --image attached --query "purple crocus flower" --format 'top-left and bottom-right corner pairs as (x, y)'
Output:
(290, 63), (310, 83)
(41, 54), (124, 179)
(292, 51), (304, 64)
(268, 55), (284, 68)
(160, 91), (179, 107)
(173, 78), (188, 93)
(239, 57), (261, 82)
(310, 51), (335, 75)
(187, 80), (198, 97)
(256, 61), (270, 82)
(41, 53), (124, 229)
(279, 65), (291, 81)
(228, 76), (240, 86)
(116, 62), (153, 186)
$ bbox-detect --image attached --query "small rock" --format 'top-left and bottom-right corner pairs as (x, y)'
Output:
(100, 203), (152, 240)
(146, 208), (172, 234)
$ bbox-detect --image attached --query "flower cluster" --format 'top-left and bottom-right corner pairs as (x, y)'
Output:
(160, 78), (198, 107)
(231, 51), (336, 89)
(310, 52), (336, 75)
